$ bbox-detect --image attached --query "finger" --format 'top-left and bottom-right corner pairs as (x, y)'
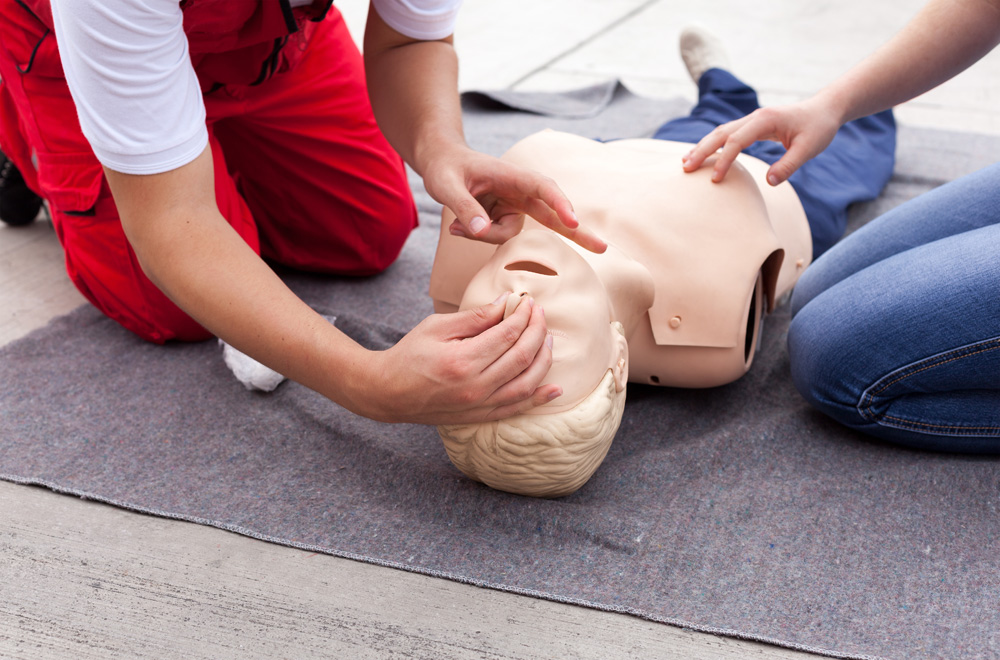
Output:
(711, 136), (746, 183)
(445, 185), (495, 240)
(681, 117), (749, 172)
(681, 129), (728, 172)
(480, 301), (549, 384)
(498, 168), (610, 253)
(527, 172), (579, 230)
(449, 216), (522, 244)
(520, 196), (608, 254)
(441, 292), (511, 339)
(708, 114), (784, 183)
(485, 330), (556, 407)
(488, 165), (578, 230)
(766, 156), (799, 186)
(443, 377), (561, 424)
(530, 194), (610, 254)
(485, 382), (563, 421)
(565, 224), (607, 254)
(764, 137), (821, 185)
(462, 292), (536, 364)
(482, 211), (526, 244)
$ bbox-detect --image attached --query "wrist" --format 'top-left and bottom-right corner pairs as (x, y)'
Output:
(797, 90), (847, 137)
(412, 131), (469, 177)
(814, 79), (869, 126)
(330, 344), (388, 420)
(298, 322), (386, 421)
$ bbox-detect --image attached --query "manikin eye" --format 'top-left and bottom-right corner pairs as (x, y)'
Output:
(503, 261), (558, 276)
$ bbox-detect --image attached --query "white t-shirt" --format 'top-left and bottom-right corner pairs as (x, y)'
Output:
(50, 0), (462, 175)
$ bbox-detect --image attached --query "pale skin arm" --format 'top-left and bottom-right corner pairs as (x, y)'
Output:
(682, 0), (1000, 184)
(108, 146), (559, 425)
(362, 6), (606, 252)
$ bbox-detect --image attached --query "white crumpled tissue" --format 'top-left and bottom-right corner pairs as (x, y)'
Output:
(220, 315), (336, 393)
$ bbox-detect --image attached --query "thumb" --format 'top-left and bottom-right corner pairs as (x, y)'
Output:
(766, 146), (811, 186)
(448, 191), (493, 240)
(765, 158), (798, 186)
(448, 192), (524, 245)
(444, 292), (510, 339)
(767, 132), (833, 185)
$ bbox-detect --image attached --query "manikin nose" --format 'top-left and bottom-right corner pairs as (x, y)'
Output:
(500, 259), (556, 319)
(504, 291), (530, 319)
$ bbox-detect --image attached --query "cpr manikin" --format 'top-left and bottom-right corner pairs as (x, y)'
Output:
(431, 129), (813, 498)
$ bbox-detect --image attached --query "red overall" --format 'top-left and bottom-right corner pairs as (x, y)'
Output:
(0, 0), (417, 342)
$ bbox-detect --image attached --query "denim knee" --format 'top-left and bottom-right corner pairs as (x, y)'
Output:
(789, 302), (1000, 452)
(787, 305), (862, 428)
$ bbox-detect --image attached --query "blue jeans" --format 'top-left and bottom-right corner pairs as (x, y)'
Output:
(652, 69), (896, 258)
(789, 163), (1000, 452)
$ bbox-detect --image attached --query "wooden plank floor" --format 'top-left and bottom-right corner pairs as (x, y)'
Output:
(5, 0), (1000, 656)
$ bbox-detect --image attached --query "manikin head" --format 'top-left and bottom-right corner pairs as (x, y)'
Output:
(438, 229), (654, 498)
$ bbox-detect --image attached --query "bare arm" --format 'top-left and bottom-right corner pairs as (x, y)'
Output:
(107, 147), (560, 424)
(683, 0), (1000, 184)
(107, 149), (370, 406)
(362, 5), (606, 252)
(823, 0), (1000, 123)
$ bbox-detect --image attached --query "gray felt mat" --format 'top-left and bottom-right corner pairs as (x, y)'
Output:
(2, 82), (999, 660)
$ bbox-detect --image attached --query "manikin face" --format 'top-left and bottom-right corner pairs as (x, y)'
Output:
(459, 229), (627, 414)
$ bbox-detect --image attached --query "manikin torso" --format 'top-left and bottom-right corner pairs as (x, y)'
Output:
(430, 129), (812, 394)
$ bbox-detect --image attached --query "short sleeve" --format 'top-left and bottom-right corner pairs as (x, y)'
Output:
(50, 0), (208, 174)
(369, 0), (463, 40)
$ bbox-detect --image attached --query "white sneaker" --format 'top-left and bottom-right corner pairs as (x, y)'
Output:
(679, 25), (730, 84)
(220, 340), (286, 392)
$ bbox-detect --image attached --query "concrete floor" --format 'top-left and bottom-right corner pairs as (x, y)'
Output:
(3, 0), (1000, 657)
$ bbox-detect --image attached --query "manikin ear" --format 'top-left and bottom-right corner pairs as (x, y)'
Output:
(610, 321), (628, 393)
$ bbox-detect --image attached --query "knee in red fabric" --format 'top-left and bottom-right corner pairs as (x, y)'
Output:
(244, 146), (417, 277)
(342, 166), (418, 276)
(52, 137), (259, 344)
(205, 8), (417, 277)
(52, 187), (213, 344)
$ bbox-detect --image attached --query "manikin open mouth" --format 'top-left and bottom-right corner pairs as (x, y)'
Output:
(503, 260), (558, 276)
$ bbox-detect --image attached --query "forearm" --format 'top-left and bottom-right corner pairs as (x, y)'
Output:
(145, 217), (371, 406)
(363, 6), (466, 176)
(819, 0), (1000, 123)
(105, 151), (378, 417)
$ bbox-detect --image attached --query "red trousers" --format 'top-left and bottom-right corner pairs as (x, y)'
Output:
(0, 4), (417, 342)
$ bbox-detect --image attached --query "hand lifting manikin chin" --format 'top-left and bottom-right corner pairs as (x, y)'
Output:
(430, 130), (813, 498)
